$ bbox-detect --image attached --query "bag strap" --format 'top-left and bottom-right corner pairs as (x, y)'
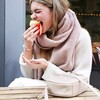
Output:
(96, 47), (100, 54)
(37, 87), (48, 100)
(96, 47), (100, 64)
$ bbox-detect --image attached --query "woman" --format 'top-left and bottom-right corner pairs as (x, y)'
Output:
(9, 0), (92, 97)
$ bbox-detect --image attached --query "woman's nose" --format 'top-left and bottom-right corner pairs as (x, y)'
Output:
(30, 13), (37, 20)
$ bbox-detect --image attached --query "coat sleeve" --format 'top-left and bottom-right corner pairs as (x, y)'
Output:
(42, 28), (92, 97)
(19, 53), (34, 78)
(72, 28), (92, 82)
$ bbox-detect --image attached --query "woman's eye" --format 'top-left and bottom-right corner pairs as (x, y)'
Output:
(35, 10), (41, 13)
(31, 9), (41, 14)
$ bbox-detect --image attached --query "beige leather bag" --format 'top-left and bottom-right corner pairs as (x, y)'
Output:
(46, 73), (88, 97)
(46, 73), (100, 97)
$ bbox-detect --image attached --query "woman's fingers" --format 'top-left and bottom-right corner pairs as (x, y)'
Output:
(24, 27), (39, 39)
(22, 56), (39, 69)
(23, 56), (41, 69)
(23, 24), (36, 35)
(23, 26), (40, 44)
(26, 30), (39, 42)
(22, 56), (30, 64)
(23, 56), (48, 69)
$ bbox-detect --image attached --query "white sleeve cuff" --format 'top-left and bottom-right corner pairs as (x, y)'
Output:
(19, 53), (34, 78)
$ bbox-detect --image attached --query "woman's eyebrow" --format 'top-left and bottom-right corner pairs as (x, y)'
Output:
(31, 8), (41, 13)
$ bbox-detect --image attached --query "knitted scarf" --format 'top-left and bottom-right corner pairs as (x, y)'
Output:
(33, 9), (82, 79)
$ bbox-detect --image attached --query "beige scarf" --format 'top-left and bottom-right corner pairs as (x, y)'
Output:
(33, 9), (82, 79)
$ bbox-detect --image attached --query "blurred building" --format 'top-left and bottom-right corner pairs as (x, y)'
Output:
(69, 0), (100, 42)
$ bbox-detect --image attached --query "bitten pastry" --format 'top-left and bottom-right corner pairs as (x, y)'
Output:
(29, 20), (42, 36)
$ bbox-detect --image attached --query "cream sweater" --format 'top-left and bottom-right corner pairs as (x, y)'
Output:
(19, 28), (92, 96)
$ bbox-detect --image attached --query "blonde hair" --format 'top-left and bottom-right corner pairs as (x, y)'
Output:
(29, 0), (70, 59)
(29, 0), (70, 37)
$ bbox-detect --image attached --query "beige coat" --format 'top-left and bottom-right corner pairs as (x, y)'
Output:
(18, 28), (92, 97)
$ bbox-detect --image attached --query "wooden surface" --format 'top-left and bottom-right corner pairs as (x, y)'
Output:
(0, 87), (100, 100)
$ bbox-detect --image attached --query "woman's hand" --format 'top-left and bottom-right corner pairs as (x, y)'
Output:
(23, 25), (39, 49)
(22, 25), (40, 60)
(22, 56), (49, 69)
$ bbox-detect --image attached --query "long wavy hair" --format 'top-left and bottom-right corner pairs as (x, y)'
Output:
(29, 0), (70, 59)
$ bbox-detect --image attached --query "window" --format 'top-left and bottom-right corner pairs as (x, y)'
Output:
(26, 0), (100, 42)
(69, 0), (100, 42)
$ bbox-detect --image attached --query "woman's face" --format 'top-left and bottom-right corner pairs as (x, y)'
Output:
(30, 1), (53, 33)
